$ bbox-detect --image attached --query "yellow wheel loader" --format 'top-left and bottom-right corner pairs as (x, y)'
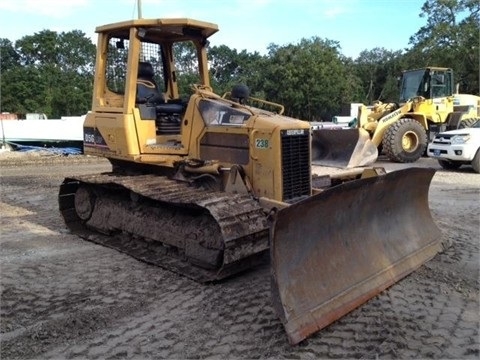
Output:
(58, 18), (442, 345)
(358, 67), (480, 163)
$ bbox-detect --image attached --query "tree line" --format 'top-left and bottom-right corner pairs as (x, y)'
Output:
(1, 0), (478, 121)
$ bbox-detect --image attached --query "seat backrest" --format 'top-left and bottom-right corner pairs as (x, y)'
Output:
(138, 62), (156, 82)
(136, 62), (163, 104)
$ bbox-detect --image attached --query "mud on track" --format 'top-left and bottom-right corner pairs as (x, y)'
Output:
(0, 153), (479, 359)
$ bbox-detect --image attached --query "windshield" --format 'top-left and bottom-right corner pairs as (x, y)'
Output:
(473, 120), (480, 128)
(400, 70), (426, 102)
(400, 69), (453, 101)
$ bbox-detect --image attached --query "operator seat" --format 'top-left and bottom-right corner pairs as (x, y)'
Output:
(136, 61), (164, 104)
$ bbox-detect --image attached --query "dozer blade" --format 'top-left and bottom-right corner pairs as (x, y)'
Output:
(311, 128), (378, 168)
(270, 167), (441, 345)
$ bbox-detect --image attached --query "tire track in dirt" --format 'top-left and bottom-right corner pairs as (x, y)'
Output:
(0, 157), (478, 359)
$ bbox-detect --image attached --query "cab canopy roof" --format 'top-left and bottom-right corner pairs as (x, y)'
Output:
(95, 18), (219, 43)
(403, 67), (452, 73)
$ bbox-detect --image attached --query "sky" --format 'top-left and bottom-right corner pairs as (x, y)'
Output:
(0, 0), (428, 58)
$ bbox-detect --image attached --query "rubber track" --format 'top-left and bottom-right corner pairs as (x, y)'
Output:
(58, 173), (270, 282)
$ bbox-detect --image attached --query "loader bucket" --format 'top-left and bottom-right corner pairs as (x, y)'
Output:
(270, 167), (441, 345)
(311, 128), (378, 168)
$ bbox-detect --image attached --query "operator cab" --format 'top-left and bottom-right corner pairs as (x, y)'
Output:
(93, 19), (219, 136)
(399, 67), (454, 102)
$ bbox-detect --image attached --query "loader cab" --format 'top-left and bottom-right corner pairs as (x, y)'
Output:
(399, 67), (454, 102)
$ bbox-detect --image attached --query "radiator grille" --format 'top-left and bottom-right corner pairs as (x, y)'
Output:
(432, 134), (453, 145)
(281, 130), (311, 202)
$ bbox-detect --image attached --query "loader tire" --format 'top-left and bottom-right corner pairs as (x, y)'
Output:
(472, 149), (480, 173)
(382, 117), (427, 163)
(458, 117), (480, 129)
(438, 159), (462, 170)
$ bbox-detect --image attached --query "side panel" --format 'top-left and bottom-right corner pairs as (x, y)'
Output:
(200, 132), (249, 164)
(251, 128), (279, 200)
(83, 112), (140, 158)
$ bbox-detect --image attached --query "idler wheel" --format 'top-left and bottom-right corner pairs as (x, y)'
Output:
(74, 186), (96, 221)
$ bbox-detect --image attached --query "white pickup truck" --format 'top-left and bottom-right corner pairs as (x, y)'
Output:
(427, 119), (480, 173)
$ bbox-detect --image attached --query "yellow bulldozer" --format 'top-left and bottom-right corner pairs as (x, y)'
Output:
(58, 18), (442, 345)
(357, 67), (480, 163)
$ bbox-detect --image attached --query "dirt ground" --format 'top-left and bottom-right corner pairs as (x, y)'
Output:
(0, 151), (479, 359)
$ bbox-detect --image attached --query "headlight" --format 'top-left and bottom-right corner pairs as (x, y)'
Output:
(451, 134), (470, 144)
